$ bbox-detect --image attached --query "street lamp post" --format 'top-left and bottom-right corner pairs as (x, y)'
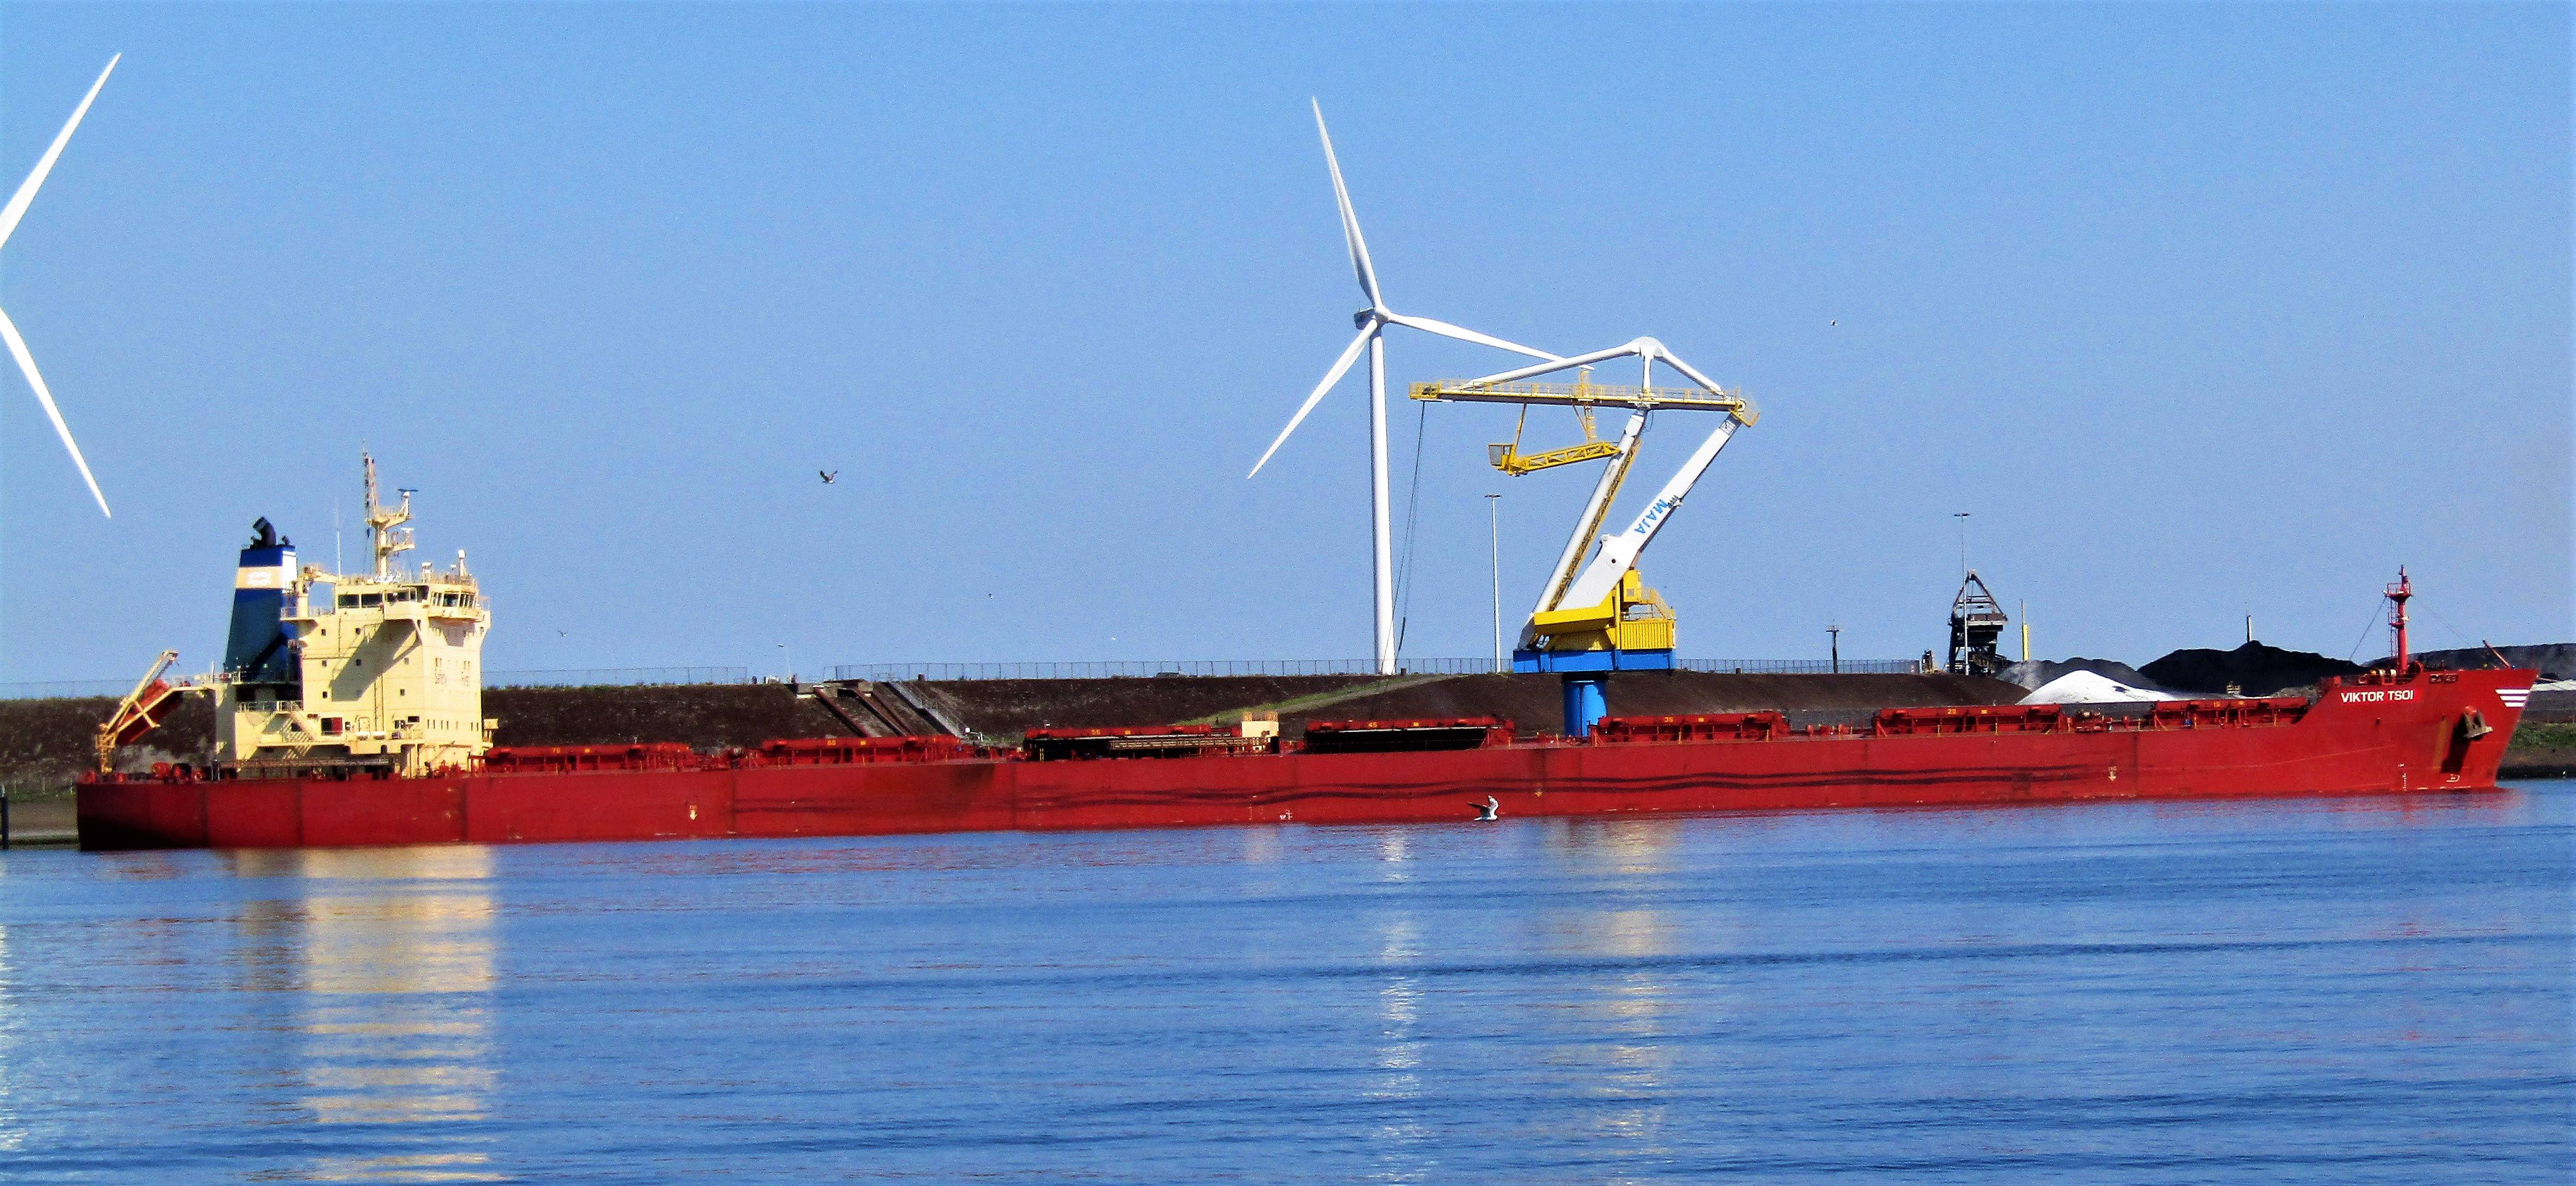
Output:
(776, 642), (791, 686)
(1485, 493), (1503, 673)
(1828, 624), (1841, 674)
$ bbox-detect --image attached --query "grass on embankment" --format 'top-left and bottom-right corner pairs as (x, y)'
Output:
(2502, 720), (2576, 778)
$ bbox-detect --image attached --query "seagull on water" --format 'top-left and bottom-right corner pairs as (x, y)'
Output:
(1470, 796), (1499, 822)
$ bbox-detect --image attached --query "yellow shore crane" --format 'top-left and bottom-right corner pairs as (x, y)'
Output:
(1412, 337), (1758, 734)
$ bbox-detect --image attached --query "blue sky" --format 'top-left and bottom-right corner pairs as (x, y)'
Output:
(0, 2), (2566, 683)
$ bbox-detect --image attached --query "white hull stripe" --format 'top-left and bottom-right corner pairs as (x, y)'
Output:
(2497, 687), (2530, 709)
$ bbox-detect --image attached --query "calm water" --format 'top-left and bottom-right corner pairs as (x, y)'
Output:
(1, 786), (2568, 1183)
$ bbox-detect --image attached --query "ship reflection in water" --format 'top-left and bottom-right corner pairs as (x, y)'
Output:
(1539, 821), (1684, 1170)
(227, 848), (499, 1183)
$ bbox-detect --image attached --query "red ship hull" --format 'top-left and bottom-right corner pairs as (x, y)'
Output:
(75, 669), (2535, 851)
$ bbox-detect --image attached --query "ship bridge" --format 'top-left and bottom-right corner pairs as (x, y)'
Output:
(216, 454), (495, 778)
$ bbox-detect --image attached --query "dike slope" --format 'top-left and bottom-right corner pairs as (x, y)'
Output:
(908, 672), (2024, 741)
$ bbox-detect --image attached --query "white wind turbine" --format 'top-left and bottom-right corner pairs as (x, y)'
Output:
(0, 55), (120, 517)
(1250, 101), (1560, 676)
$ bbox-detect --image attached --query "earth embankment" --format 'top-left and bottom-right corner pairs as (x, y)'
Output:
(8, 672), (2016, 797)
(904, 671), (2022, 740)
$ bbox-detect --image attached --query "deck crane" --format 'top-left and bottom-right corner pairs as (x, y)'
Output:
(1412, 337), (1758, 736)
(95, 650), (208, 774)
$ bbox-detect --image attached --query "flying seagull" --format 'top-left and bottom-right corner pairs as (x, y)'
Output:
(1470, 795), (1499, 822)
(819, 470), (837, 484)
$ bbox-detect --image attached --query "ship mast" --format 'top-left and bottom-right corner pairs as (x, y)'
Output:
(362, 450), (414, 579)
(2386, 566), (2413, 672)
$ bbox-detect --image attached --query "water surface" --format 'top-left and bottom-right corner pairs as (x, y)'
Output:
(3, 785), (2568, 1182)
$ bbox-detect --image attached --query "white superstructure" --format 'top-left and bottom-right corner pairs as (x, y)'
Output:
(215, 455), (494, 777)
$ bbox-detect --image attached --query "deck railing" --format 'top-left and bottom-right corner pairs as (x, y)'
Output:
(482, 666), (754, 689)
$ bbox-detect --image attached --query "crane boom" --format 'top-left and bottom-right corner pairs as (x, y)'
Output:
(95, 649), (197, 774)
(1555, 412), (1745, 610)
(1534, 409), (1647, 617)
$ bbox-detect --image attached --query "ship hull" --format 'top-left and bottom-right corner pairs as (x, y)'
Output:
(76, 670), (2534, 851)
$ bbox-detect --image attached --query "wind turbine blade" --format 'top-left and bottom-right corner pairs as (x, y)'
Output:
(1465, 340), (1647, 388)
(1249, 321), (1376, 478)
(1381, 312), (1560, 363)
(0, 304), (110, 516)
(1653, 345), (1729, 395)
(0, 54), (119, 255)
(1311, 100), (1384, 311)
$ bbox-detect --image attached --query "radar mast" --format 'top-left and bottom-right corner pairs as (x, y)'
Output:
(362, 449), (414, 578)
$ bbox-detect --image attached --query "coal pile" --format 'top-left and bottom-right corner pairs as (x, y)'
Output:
(2139, 643), (2365, 697)
(2394, 644), (2576, 681)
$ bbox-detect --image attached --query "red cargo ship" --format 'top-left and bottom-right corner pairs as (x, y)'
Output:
(71, 461), (2534, 851)
(78, 664), (2533, 850)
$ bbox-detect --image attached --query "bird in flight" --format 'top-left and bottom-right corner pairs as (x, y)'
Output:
(1470, 795), (1500, 822)
(819, 470), (838, 484)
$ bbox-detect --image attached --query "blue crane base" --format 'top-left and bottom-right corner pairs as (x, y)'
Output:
(1562, 675), (1609, 738)
(1510, 649), (1674, 737)
(1510, 648), (1675, 674)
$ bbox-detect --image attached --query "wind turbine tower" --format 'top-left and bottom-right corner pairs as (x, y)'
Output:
(1250, 102), (1560, 674)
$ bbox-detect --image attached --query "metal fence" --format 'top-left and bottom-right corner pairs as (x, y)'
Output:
(0, 678), (140, 700)
(2, 657), (1930, 699)
(831, 657), (1929, 682)
(1681, 659), (1926, 675)
(484, 666), (752, 689)
(829, 658), (1496, 682)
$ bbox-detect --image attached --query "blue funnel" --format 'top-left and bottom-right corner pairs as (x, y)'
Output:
(221, 517), (301, 693)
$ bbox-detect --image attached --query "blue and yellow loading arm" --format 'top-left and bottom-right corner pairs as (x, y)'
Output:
(1412, 337), (1758, 732)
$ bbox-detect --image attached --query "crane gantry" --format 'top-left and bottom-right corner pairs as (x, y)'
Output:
(1412, 336), (1758, 735)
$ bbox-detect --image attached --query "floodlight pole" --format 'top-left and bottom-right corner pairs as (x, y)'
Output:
(1486, 493), (1504, 673)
